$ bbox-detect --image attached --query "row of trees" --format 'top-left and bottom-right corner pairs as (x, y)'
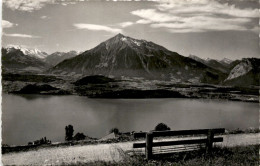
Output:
(65, 122), (171, 142)
(28, 137), (51, 146)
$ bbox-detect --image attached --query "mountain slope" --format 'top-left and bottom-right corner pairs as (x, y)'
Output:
(2, 48), (49, 73)
(50, 34), (226, 84)
(224, 58), (260, 86)
(45, 51), (79, 66)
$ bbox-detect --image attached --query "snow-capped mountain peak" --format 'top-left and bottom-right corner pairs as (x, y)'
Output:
(220, 58), (233, 64)
(6, 45), (48, 59)
(120, 37), (127, 42)
(104, 33), (148, 49)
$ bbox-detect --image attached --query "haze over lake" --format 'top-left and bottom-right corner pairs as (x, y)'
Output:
(2, 93), (258, 145)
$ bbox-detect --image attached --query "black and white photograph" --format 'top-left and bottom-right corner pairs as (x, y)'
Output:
(1, 0), (259, 165)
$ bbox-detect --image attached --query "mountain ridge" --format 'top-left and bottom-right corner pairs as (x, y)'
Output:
(45, 51), (79, 66)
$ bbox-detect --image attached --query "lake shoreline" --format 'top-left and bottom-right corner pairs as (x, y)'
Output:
(3, 91), (259, 103)
(2, 73), (259, 103)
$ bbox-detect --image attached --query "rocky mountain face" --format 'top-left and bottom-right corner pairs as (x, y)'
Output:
(50, 34), (226, 84)
(45, 51), (79, 66)
(2, 47), (50, 73)
(224, 58), (260, 86)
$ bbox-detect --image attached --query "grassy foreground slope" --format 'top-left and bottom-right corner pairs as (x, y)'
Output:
(71, 145), (259, 166)
(2, 133), (259, 165)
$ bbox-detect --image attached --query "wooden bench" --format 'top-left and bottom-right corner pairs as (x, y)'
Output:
(133, 128), (225, 160)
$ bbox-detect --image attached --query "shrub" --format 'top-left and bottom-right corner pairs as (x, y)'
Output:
(154, 123), (171, 131)
(73, 132), (86, 141)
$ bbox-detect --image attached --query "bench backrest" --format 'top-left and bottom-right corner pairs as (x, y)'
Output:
(134, 128), (225, 139)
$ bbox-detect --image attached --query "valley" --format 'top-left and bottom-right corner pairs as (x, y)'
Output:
(2, 73), (258, 102)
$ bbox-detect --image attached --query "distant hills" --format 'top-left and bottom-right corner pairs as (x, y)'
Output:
(2, 34), (259, 86)
(189, 55), (240, 74)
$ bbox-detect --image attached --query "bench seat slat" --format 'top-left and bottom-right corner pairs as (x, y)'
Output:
(133, 137), (223, 148)
(153, 146), (201, 153)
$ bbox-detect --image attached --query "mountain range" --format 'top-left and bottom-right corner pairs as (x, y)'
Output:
(2, 34), (259, 86)
(2, 46), (79, 73)
(2, 47), (49, 73)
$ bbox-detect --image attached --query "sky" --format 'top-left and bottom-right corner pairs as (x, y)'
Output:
(1, 0), (259, 60)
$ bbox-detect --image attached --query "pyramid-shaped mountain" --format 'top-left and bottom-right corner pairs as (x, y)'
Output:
(50, 34), (226, 83)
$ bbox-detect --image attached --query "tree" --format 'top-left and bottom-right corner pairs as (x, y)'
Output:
(65, 125), (74, 141)
(154, 123), (171, 131)
(109, 128), (119, 134)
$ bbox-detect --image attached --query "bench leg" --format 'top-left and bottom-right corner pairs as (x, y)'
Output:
(146, 132), (153, 160)
(206, 130), (214, 154)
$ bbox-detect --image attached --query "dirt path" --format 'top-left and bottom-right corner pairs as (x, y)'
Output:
(2, 133), (259, 165)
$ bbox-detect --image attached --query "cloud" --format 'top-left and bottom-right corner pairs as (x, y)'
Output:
(118, 22), (134, 28)
(3, 0), (54, 12)
(136, 19), (152, 24)
(3, 33), (41, 38)
(2, 20), (17, 28)
(157, 0), (258, 18)
(61, 2), (76, 6)
(132, 9), (179, 23)
(131, 0), (258, 33)
(73, 23), (122, 33)
(40, 15), (50, 19)
(151, 16), (252, 33)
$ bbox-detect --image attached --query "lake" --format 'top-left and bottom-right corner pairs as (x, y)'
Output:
(2, 93), (259, 145)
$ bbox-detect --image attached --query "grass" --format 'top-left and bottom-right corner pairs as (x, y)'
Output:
(61, 145), (259, 166)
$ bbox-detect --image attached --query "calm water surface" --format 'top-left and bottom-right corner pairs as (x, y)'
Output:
(2, 93), (259, 145)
